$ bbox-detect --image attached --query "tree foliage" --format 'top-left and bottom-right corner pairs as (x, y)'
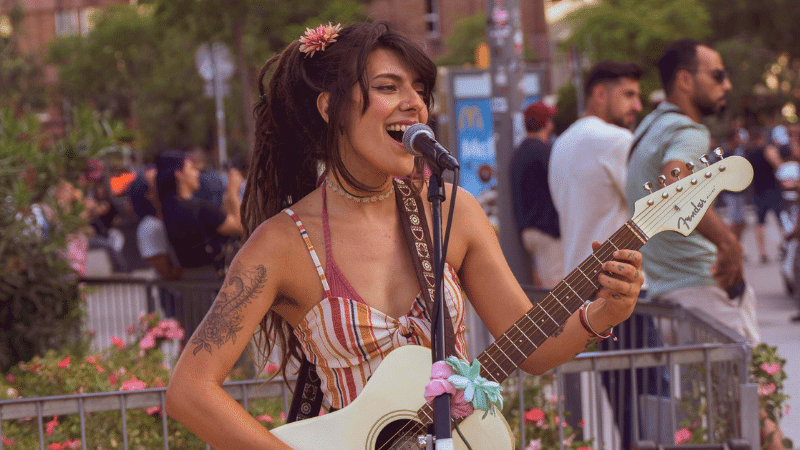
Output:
(0, 0), (45, 113)
(563, 0), (711, 100)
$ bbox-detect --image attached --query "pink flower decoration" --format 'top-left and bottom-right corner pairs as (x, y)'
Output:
(298, 22), (342, 57)
(57, 357), (71, 369)
(759, 382), (777, 396)
(45, 416), (59, 436)
(257, 413), (274, 423)
(761, 362), (781, 375)
(675, 427), (692, 445)
(423, 361), (474, 419)
(119, 377), (147, 391)
(111, 336), (125, 349)
(146, 406), (161, 416)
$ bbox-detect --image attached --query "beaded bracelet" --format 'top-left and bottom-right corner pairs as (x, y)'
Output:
(578, 300), (617, 341)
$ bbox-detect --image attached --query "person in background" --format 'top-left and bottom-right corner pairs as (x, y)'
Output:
(625, 38), (785, 450)
(549, 60), (643, 278)
(745, 127), (783, 264)
(128, 165), (182, 317)
(510, 100), (562, 288)
(189, 147), (226, 208)
(155, 151), (243, 281)
(164, 21), (644, 449)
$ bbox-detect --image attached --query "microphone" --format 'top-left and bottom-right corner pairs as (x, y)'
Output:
(402, 123), (460, 170)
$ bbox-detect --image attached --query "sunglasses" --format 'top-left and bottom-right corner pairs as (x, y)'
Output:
(709, 68), (728, 84)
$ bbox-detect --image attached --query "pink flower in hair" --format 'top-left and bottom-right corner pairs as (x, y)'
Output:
(299, 22), (342, 57)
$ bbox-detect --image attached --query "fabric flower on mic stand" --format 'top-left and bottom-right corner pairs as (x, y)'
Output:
(424, 356), (503, 419)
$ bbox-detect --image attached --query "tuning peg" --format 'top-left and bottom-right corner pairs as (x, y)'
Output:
(713, 147), (724, 159)
(685, 161), (695, 172)
(658, 175), (667, 188)
(642, 182), (653, 194)
(671, 168), (682, 179)
(700, 155), (710, 167)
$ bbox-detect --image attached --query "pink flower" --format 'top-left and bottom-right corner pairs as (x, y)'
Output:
(577, 447), (593, 450)
(449, 389), (474, 419)
(524, 408), (546, 426)
(47, 444), (63, 450)
(298, 22), (342, 57)
(160, 319), (184, 340)
(279, 411), (286, 421)
(107, 374), (118, 386)
(2, 435), (16, 446)
(86, 356), (97, 364)
(675, 427), (692, 445)
(265, 363), (279, 374)
(45, 416), (59, 436)
(759, 383), (777, 396)
(525, 438), (542, 450)
(257, 413), (274, 423)
(139, 332), (156, 350)
(95, 365), (105, 373)
(578, 419), (586, 427)
(761, 362), (781, 375)
(119, 377), (146, 391)
(57, 357), (71, 369)
(6, 374), (17, 384)
(111, 336), (125, 349)
(146, 406), (161, 416)
(64, 439), (81, 449)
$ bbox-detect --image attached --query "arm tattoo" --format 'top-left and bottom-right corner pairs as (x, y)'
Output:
(190, 263), (268, 356)
(553, 322), (566, 338)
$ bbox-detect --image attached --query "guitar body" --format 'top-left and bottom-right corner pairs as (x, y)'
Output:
(271, 345), (514, 450)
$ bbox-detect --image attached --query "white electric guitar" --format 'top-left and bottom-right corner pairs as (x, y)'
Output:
(271, 154), (754, 450)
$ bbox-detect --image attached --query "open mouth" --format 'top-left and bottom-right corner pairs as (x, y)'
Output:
(386, 124), (410, 144)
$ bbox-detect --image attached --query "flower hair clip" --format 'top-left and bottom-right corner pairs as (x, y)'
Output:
(298, 22), (342, 58)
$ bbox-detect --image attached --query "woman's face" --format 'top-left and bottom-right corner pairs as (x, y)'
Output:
(338, 48), (429, 185)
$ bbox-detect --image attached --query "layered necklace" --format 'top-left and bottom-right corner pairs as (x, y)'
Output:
(325, 178), (394, 203)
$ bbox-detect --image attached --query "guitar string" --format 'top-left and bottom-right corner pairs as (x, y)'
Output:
(376, 235), (636, 448)
(376, 166), (725, 447)
(376, 234), (639, 448)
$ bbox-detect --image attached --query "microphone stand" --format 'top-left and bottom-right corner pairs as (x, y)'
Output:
(427, 164), (452, 449)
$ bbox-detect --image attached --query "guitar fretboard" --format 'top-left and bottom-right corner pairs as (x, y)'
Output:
(415, 220), (648, 424)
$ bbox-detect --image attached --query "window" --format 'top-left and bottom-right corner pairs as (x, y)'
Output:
(0, 15), (12, 38)
(425, 0), (440, 37)
(80, 7), (98, 35)
(55, 9), (79, 36)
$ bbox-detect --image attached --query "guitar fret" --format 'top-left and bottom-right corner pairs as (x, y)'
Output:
(513, 323), (536, 350)
(537, 303), (559, 326)
(608, 240), (619, 251)
(494, 342), (513, 364)
(524, 311), (547, 336)
(591, 253), (603, 266)
(480, 351), (507, 380)
(560, 284), (581, 310)
(577, 266), (599, 289)
(625, 221), (648, 244)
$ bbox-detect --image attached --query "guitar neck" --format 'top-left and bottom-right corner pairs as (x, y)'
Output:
(477, 220), (648, 385)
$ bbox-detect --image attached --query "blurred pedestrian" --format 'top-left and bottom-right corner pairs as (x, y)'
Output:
(625, 38), (758, 342)
(745, 127), (784, 264)
(510, 100), (562, 288)
(189, 147), (226, 208)
(155, 150), (243, 281)
(549, 60), (643, 278)
(720, 127), (749, 242)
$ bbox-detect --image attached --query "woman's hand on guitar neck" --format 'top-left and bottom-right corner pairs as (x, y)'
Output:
(589, 241), (644, 334)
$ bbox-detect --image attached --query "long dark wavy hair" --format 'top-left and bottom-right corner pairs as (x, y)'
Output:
(241, 21), (437, 381)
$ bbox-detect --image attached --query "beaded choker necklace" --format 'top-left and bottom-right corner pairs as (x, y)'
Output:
(325, 178), (394, 203)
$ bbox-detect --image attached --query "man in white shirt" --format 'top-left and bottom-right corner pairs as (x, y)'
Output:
(549, 61), (643, 277)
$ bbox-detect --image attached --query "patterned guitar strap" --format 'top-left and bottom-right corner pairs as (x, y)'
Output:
(286, 177), (456, 423)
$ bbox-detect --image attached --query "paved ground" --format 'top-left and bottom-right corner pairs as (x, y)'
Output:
(738, 209), (800, 447)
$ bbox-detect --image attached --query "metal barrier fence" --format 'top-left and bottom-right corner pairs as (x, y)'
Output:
(0, 278), (757, 449)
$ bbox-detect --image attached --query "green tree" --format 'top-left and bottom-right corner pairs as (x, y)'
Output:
(436, 12), (486, 67)
(0, 0), (46, 113)
(562, 0), (711, 102)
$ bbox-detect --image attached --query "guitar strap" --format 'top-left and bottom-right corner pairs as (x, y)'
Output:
(627, 108), (686, 161)
(286, 177), (455, 423)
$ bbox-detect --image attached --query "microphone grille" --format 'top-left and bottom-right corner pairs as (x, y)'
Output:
(402, 123), (434, 156)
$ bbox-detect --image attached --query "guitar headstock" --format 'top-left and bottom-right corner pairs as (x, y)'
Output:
(632, 154), (753, 238)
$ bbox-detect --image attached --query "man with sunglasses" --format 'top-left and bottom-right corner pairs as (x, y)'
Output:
(624, 39), (761, 342)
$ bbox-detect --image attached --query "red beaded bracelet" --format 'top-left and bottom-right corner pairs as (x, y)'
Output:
(578, 300), (617, 341)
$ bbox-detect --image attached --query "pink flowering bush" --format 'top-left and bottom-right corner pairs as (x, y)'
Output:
(503, 373), (592, 450)
(0, 313), (285, 449)
(750, 343), (793, 450)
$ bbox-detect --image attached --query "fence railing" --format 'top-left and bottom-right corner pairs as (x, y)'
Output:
(0, 278), (757, 450)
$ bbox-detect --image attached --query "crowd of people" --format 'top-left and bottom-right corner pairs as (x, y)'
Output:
(512, 39), (794, 449)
